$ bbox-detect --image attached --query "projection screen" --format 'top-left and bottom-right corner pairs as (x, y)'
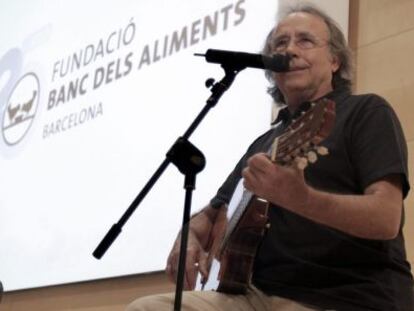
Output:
(0, 0), (348, 291)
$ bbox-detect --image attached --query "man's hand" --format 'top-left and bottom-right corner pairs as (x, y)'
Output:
(242, 153), (310, 212)
(165, 229), (209, 290)
(165, 205), (222, 290)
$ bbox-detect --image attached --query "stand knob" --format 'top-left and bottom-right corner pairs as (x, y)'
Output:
(205, 78), (215, 89)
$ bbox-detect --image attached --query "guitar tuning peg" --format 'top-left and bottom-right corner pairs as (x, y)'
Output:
(307, 151), (318, 163)
(296, 157), (308, 170)
(316, 146), (329, 156)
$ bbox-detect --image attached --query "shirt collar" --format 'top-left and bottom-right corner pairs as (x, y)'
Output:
(272, 84), (351, 126)
(273, 101), (311, 125)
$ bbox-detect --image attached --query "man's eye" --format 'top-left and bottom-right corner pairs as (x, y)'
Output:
(298, 37), (315, 48)
(275, 39), (288, 47)
(300, 37), (313, 43)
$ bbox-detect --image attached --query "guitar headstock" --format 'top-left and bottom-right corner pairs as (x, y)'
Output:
(271, 98), (335, 169)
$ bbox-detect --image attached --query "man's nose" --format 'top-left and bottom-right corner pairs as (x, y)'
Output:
(285, 39), (299, 54)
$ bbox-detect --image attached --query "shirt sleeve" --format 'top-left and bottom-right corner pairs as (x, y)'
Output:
(349, 95), (410, 198)
(209, 156), (244, 208)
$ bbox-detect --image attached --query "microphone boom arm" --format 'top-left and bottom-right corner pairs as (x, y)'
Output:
(92, 62), (243, 311)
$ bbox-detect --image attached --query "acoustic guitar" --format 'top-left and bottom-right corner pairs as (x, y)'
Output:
(196, 98), (336, 294)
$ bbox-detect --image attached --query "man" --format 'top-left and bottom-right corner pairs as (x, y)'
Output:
(127, 4), (413, 311)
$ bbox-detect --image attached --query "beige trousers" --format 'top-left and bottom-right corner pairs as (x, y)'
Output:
(126, 287), (325, 311)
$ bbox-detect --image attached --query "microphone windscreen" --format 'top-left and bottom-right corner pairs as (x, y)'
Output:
(262, 54), (290, 72)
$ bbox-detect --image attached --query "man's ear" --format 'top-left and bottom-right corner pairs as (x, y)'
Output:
(331, 55), (340, 73)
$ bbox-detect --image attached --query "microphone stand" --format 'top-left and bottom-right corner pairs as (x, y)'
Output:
(93, 64), (244, 311)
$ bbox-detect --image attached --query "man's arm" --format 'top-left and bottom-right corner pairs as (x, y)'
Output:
(243, 153), (403, 240)
(165, 204), (224, 289)
(303, 174), (402, 239)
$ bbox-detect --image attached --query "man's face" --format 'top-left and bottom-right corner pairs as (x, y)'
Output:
(270, 12), (340, 104)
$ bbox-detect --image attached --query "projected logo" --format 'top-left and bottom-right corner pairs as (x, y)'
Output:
(1, 73), (40, 146)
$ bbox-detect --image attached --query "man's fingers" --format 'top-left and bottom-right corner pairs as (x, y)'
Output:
(164, 227), (213, 289)
(165, 252), (178, 283)
(183, 247), (203, 290)
(198, 251), (209, 279)
(184, 261), (200, 290)
(247, 153), (271, 173)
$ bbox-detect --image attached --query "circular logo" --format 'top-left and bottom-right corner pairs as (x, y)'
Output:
(2, 72), (40, 146)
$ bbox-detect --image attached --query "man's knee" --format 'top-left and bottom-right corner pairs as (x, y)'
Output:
(126, 293), (174, 311)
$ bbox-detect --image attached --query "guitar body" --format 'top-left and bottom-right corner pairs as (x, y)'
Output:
(217, 196), (269, 294)
(196, 180), (269, 294)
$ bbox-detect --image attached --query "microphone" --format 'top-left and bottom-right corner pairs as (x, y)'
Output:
(195, 49), (290, 72)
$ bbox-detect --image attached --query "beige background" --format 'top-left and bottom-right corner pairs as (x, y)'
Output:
(2, 0), (414, 310)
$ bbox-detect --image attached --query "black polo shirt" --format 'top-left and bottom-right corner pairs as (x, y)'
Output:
(210, 86), (413, 311)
